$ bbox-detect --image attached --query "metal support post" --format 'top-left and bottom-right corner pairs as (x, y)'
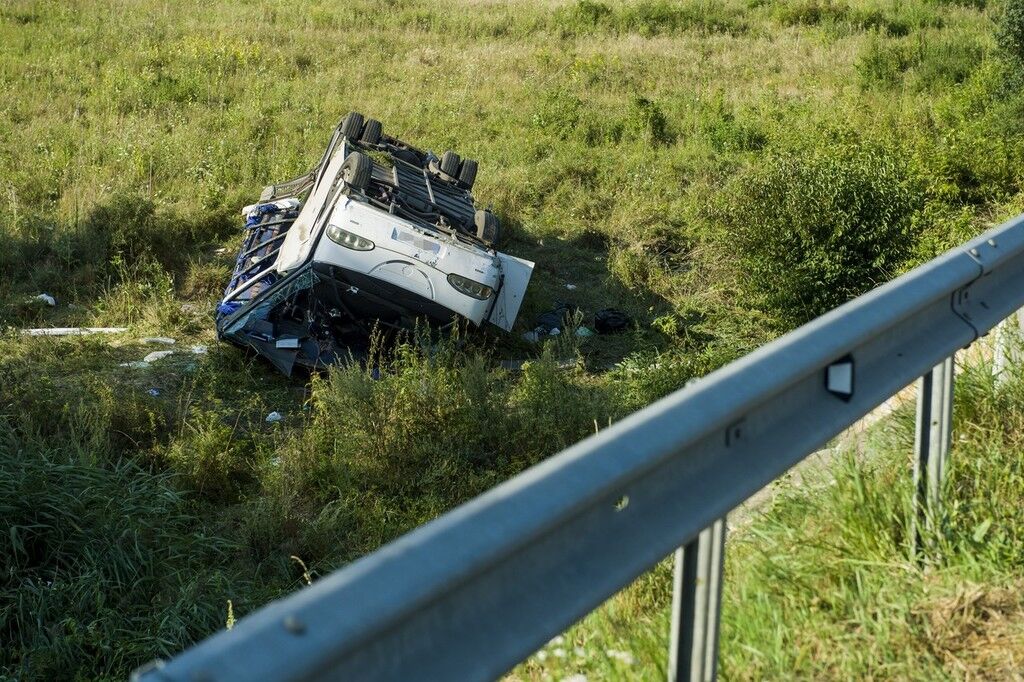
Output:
(912, 355), (954, 555)
(993, 310), (1023, 385)
(669, 517), (726, 682)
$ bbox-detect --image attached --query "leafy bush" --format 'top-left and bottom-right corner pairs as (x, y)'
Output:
(998, 0), (1024, 65)
(556, 0), (746, 36)
(625, 96), (674, 146)
(716, 141), (922, 324)
(857, 33), (985, 90)
(774, 0), (848, 27)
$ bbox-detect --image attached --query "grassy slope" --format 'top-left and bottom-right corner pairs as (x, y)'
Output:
(2, 0), (1024, 679)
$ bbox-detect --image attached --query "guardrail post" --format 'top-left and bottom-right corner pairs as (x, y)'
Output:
(668, 517), (726, 682)
(912, 355), (954, 556)
(993, 310), (1023, 385)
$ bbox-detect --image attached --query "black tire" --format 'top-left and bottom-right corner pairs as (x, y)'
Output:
(340, 111), (364, 139)
(341, 151), (372, 190)
(361, 118), (382, 145)
(457, 158), (478, 189)
(439, 150), (461, 177)
(474, 209), (501, 246)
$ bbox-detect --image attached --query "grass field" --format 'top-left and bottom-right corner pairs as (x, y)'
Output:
(3, 0), (1024, 678)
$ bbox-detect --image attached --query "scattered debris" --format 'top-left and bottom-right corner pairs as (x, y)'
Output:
(147, 388), (161, 397)
(119, 361), (151, 369)
(575, 326), (595, 337)
(499, 358), (576, 371)
(565, 283), (577, 290)
(605, 649), (636, 666)
(215, 247), (227, 255)
(535, 302), (579, 334)
(143, 350), (174, 363)
(142, 337), (176, 345)
(594, 308), (631, 334)
(33, 293), (56, 307)
(265, 411), (284, 424)
(21, 327), (128, 337)
(191, 344), (208, 355)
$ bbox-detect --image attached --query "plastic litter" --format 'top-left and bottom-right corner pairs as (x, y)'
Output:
(265, 411), (284, 424)
(534, 302), (580, 333)
(22, 327), (128, 337)
(565, 284), (577, 291)
(549, 327), (561, 336)
(191, 345), (208, 355)
(575, 326), (595, 337)
(119, 361), (151, 369)
(143, 337), (176, 345)
(143, 350), (174, 363)
(147, 388), (161, 397)
(595, 308), (631, 334)
(34, 293), (56, 306)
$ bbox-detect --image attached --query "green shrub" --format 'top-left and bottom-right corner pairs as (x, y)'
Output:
(858, 34), (985, 90)
(625, 96), (674, 146)
(774, 0), (848, 27)
(856, 35), (914, 87)
(556, 0), (746, 36)
(998, 0), (1024, 65)
(716, 141), (922, 324)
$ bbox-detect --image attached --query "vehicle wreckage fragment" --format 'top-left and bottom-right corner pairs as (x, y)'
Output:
(216, 112), (534, 375)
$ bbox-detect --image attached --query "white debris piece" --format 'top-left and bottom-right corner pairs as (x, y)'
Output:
(119, 361), (151, 369)
(143, 350), (174, 363)
(565, 284), (577, 291)
(605, 649), (636, 666)
(562, 675), (587, 682)
(142, 337), (176, 345)
(21, 327), (128, 337)
(34, 293), (56, 306)
(191, 344), (209, 355)
(275, 338), (301, 349)
(265, 411), (284, 424)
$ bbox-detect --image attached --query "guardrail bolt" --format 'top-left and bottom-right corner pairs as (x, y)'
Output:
(969, 247), (980, 257)
(283, 615), (307, 635)
(987, 239), (997, 247)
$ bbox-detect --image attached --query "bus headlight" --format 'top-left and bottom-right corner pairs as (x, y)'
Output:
(447, 273), (494, 300)
(326, 224), (374, 251)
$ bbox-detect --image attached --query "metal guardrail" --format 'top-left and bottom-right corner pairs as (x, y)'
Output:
(134, 213), (1024, 682)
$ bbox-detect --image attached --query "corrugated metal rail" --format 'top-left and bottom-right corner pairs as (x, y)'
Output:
(134, 213), (1024, 682)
